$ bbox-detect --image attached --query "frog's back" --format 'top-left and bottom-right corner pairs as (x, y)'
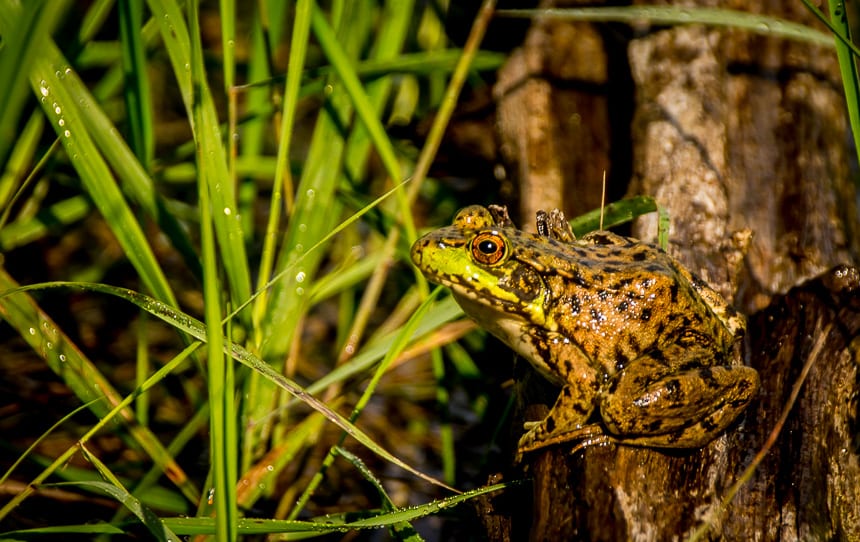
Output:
(519, 231), (739, 375)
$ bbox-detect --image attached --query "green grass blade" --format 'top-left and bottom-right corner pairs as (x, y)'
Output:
(252, 0), (313, 338)
(155, 482), (511, 536)
(826, 0), (860, 167)
(496, 6), (834, 46)
(334, 447), (422, 541)
(219, 0), (236, 92)
(55, 475), (179, 542)
(801, 0), (860, 56)
(408, 0), (496, 205)
(187, 0), (238, 536)
(27, 55), (177, 306)
(0, 400), (97, 486)
(568, 195), (659, 236)
(25, 450), (190, 515)
(78, 0), (117, 43)
(321, 0), (417, 364)
(1, 524), (127, 537)
(0, 0), (68, 171)
(1, 4), (185, 297)
(0, 112), (45, 223)
(118, 0), (155, 166)
(147, 0), (252, 314)
(0, 195), (90, 250)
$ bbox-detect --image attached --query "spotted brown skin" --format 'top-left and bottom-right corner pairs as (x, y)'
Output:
(411, 205), (759, 454)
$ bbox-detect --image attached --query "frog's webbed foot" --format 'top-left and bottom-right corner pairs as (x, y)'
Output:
(536, 209), (576, 242)
(516, 384), (597, 457)
(517, 422), (610, 457)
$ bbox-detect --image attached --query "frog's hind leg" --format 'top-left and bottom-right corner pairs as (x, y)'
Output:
(598, 353), (759, 448)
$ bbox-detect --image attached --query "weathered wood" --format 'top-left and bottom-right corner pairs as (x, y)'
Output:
(494, 0), (622, 226)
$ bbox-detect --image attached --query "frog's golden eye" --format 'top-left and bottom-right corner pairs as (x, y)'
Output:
(471, 232), (507, 265)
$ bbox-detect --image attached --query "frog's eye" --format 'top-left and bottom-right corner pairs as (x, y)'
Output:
(471, 232), (507, 265)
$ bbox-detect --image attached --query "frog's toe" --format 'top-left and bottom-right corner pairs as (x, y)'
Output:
(517, 422), (606, 455)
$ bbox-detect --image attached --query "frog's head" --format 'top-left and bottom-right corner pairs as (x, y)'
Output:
(410, 205), (551, 333)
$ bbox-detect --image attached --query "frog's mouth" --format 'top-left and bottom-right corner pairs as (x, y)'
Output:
(447, 273), (549, 329)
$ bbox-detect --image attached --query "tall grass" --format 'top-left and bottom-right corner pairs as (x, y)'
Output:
(0, 0), (505, 539)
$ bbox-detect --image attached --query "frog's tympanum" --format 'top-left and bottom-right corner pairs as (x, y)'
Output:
(411, 205), (759, 454)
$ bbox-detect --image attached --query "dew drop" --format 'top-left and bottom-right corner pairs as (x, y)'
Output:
(305, 189), (315, 198)
(39, 82), (49, 97)
(295, 271), (305, 283)
(59, 354), (67, 362)
(295, 287), (305, 296)
(58, 119), (65, 127)
(298, 223), (307, 233)
(64, 130), (71, 138)
(223, 207), (232, 215)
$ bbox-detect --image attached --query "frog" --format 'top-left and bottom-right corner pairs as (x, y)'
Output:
(410, 204), (759, 455)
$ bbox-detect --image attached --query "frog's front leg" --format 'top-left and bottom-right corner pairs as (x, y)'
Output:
(517, 337), (602, 454)
(598, 350), (759, 448)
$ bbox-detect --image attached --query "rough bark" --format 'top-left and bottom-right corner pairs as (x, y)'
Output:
(494, 0), (627, 228)
(485, 0), (860, 540)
